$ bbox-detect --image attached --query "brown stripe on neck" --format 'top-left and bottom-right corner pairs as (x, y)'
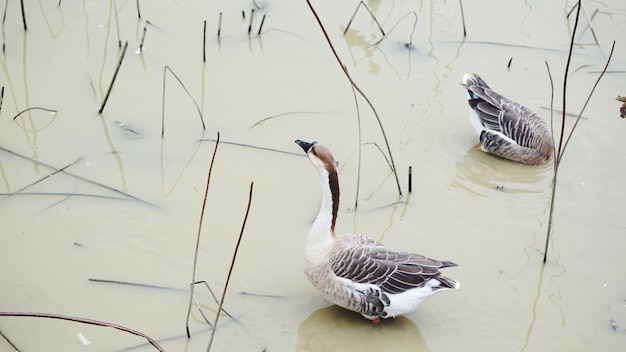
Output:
(326, 164), (340, 235)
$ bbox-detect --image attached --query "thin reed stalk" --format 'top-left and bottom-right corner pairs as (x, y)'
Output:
(217, 12), (222, 39)
(12, 107), (57, 120)
(0, 146), (153, 205)
(459, 0), (467, 37)
(206, 181), (254, 352)
(89, 278), (186, 291)
(0, 312), (164, 351)
(2, 158), (81, 198)
(372, 12), (418, 47)
(113, 0), (121, 48)
(139, 25), (147, 52)
(0, 86), (5, 116)
(199, 137), (305, 157)
(136, 0), (142, 18)
(350, 83), (363, 209)
(161, 66), (206, 137)
(343, 1), (385, 36)
(408, 166), (412, 193)
(19, 0), (26, 30)
(99, 41), (129, 114)
(0, 329), (19, 351)
(185, 132), (220, 338)
(543, 0), (614, 263)
(2, 0), (8, 52)
(579, 6), (599, 45)
(247, 8), (255, 35)
(257, 14), (266, 35)
(203, 20), (207, 61)
(567, 2), (598, 46)
(305, 0), (403, 197)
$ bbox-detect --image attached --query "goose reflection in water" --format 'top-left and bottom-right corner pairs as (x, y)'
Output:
(296, 305), (429, 352)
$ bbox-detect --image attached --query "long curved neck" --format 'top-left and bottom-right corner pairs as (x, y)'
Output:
(312, 165), (339, 237)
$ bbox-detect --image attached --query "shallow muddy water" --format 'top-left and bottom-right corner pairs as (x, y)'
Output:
(1, 0), (625, 351)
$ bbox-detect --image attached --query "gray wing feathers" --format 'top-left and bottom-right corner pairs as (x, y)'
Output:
(330, 238), (458, 295)
(463, 73), (553, 164)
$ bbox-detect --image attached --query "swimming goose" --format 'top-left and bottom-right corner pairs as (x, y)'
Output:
(462, 73), (554, 165)
(295, 139), (460, 323)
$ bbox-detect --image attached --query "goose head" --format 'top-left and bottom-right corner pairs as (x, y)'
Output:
(295, 140), (336, 173)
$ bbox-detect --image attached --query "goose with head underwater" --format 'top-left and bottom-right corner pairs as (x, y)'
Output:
(295, 139), (460, 323)
(461, 73), (553, 165)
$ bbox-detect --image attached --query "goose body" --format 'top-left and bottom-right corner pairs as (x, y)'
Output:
(462, 73), (553, 165)
(295, 139), (459, 322)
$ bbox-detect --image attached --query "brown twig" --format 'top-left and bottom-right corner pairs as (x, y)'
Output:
(206, 181), (254, 352)
(543, 0), (614, 263)
(185, 132), (220, 338)
(0, 312), (165, 351)
(304, 0), (403, 197)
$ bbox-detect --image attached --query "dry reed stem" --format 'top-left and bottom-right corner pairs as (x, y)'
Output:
(185, 132), (220, 338)
(192, 280), (238, 323)
(459, 0), (467, 37)
(0, 312), (164, 351)
(217, 12), (222, 39)
(139, 25), (147, 52)
(0, 329), (19, 351)
(160, 66), (206, 137)
(199, 137), (304, 157)
(257, 14), (266, 35)
(304, 0), (403, 197)
(89, 278), (186, 291)
(343, 1), (385, 36)
(372, 12), (417, 47)
(349, 83), (363, 209)
(247, 8), (255, 35)
(19, 0), (26, 30)
(136, 0), (142, 18)
(206, 181), (254, 352)
(113, 0), (121, 48)
(0, 146), (153, 205)
(0, 87), (5, 116)
(99, 41), (129, 114)
(12, 107), (57, 120)
(2, 158), (81, 199)
(203, 20), (207, 61)
(543, 0), (614, 263)
(2, 0), (8, 52)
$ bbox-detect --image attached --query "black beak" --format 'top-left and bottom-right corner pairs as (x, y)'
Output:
(295, 139), (316, 153)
